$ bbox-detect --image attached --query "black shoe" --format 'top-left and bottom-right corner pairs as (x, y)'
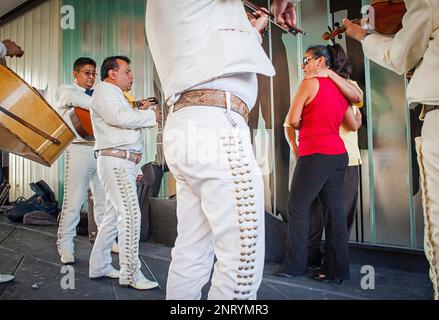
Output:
(272, 270), (296, 278)
(306, 263), (322, 271)
(311, 272), (344, 285)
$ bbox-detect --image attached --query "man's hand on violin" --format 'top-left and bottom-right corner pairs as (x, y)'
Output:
(343, 18), (368, 42)
(271, 0), (297, 30)
(138, 100), (153, 110)
(137, 98), (162, 123)
(3, 39), (24, 58)
(248, 10), (269, 35)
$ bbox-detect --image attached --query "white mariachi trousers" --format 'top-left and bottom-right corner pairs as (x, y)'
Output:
(416, 109), (439, 300)
(89, 156), (143, 284)
(57, 144), (106, 255)
(163, 106), (265, 300)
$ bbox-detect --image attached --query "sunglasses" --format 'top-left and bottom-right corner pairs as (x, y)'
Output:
(302, 56), (317, 66)
(79, 70), (98, 77)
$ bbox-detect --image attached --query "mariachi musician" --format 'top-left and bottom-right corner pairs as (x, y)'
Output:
(88, 55), (160, 290)
(0, 38), (23, 285)
(344, 0), (439, 299)
(55, 57), (117, 265)
(146, 0), (299, 300)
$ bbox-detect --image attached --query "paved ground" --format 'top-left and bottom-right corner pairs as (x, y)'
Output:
(0, 215), (434, 300)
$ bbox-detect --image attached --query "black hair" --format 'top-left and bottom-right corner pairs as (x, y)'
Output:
(306, 44), (352, 79)
(100, 55), (131, 81)
(73, 57), (96, 71)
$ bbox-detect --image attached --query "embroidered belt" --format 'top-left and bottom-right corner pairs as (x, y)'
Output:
(97, 148), (142, 164)
(72, 141), (95, 146)
(420, 104), (439, 121)
(173, 89), (249, 122)
(425, 105), (439, 115)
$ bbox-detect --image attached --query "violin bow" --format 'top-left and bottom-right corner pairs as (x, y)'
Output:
(242, 0), (307, 36)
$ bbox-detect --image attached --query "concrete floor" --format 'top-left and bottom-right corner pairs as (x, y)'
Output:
(0, 215), (434, 300)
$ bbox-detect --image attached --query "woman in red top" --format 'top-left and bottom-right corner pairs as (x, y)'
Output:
(276, 44), (362, 283)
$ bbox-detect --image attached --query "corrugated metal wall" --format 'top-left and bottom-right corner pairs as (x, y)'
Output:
(0, 0), (423, 250)
(0, 0), (61, 200)
(58, 0), (160, 201)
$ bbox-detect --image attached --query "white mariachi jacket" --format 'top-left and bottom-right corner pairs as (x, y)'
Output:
(145, 0), (276, 104)
(55, 83), (93, 143)
(362, 0), (439, 107)
(0, 41), (6, 58)
(90, 81), (157, 153)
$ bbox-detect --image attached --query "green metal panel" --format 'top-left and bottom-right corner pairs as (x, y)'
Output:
(54, 0), (422, 250)
(59, 0), (157, 199)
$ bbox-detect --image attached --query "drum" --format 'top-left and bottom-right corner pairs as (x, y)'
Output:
(0, 64), (75, 167)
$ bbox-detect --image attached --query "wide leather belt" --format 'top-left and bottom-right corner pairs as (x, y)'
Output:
(173, 89), (249, 122)
(97, 148), (142, 164)
(425, 105), (439, 115)
(72, 141), (94, 146)
(420, 104), (439, 121)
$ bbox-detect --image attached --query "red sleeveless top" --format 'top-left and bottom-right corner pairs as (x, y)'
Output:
(298, 77), (348, 157)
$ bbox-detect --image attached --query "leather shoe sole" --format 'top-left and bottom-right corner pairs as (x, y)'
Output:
(120, 279), (159, 290)
(90, 269), (120, 280)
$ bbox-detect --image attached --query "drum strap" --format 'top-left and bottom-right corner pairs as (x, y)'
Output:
(0, 105), (61, 145)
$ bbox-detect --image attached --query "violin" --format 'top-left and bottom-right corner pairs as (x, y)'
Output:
(243, 0), (307, 36)
(322, 0), (406, 41)
(123, 91), (158, 110)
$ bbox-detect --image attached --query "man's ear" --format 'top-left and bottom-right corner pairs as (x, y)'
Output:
(108, 69), (116, 80)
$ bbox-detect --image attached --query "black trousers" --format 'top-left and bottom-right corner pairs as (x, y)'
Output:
(308, 165), (360, 265)
(282, 153), (349, 279)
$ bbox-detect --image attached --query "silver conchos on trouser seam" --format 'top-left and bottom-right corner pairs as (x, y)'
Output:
(222, 130), (258, 300)
(113, 167), (141, 284)
(417, 139), (439, 300)
(57, 150), (71, 252)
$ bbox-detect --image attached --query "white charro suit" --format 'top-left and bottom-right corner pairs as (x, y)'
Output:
(362, 0), (439, 299)
(88, 81), (157, 286)
(55, 83), (106, 257)
(146, 0), (275, 300)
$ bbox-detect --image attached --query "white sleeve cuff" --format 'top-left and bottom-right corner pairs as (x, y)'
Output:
(0, 41), (7, 59)
(251, 27), (263, 45)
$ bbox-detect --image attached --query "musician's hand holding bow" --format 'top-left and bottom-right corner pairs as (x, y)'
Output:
(248, 10), (269, 36)
(271, 0), (297, 30)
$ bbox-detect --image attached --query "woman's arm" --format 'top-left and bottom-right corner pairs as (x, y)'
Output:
(327, 70), (363, 104)
(343, 105), (362, 131)
(284, 123), (299, 160)
(286, 79), (316, 130)
(306, 69), (363, 104)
